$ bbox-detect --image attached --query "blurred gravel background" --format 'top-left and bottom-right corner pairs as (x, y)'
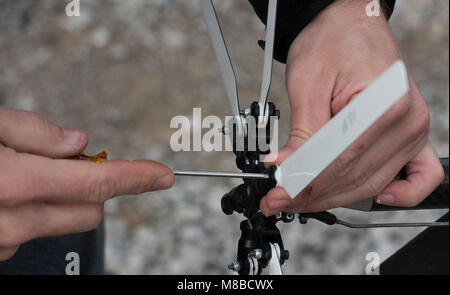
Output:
(0, 0), (448, 274)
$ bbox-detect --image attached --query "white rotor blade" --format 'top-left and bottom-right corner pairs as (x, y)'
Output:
(202, 0), (240, 119)
(276, 61), (409, 198)
(258, 0), (277, 119)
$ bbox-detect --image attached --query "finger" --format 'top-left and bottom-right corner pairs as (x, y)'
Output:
(374, 143), (444, 207)
(260, 111), (415, 215)
(0, 107), (88, 158)
(260, 187), (291, 217)
(261, 132), (423, 214)
(0, 246), (19, 262)
(0, 202), (103, 248)
(0, 152), (175, 206)
(300, 141), (439, 212)
(312, 95), (428, 199)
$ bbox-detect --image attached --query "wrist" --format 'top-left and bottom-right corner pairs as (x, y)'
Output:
(319, 0), (390, 27)
(287, 0), (393, 60)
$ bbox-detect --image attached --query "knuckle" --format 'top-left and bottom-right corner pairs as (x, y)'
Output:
(366, 177), (386, 197)
(347, 167), (369, 190)
(330, 145), (365, 183)
(26, 112), (62, 147)
(133, 175), (149, 195)
(89, 177), (114, 203)
(27, 111), (46, 134)
(410, 102), (431, 138)
(385, 95), (412, 122)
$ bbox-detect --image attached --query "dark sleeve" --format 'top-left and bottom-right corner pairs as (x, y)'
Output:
(249, 0), (396, 64)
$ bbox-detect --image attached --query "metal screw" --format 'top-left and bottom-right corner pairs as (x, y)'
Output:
(250, 249), (263, 259)
(228, 261), (241, 272)
(282, 250), (290, 260)
(240, 108), (251, 116)
(299, 216), (309, 224)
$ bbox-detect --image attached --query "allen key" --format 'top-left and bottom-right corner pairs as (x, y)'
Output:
(173, 170), (269, 180)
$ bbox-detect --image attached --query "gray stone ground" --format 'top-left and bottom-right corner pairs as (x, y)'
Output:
(0, 0), (448, 274)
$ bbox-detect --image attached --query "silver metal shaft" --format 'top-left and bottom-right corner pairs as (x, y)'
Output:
(336, 220), (449, 228)
(173, 170), (269, 179)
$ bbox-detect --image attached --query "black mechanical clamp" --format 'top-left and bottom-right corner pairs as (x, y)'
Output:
(221, 101), (293, 275)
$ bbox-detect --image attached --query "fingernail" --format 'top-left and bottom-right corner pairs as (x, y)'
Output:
(152, 174), (174, 190)
(63, 128), (84, 146)
(376, 194), (395, 205)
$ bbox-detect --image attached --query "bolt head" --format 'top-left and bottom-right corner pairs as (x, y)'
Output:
(299, 216), (309, 224)
(282, 250), (290, 260)
(228, 261), (241, 272)
(250, 249), (263, 259)
(240, 108), (251, 116)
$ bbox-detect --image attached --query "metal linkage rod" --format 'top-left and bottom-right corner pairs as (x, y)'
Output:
(173, 170), (269, 180)
(336, 220), (449, 228)
(299, 212), (449, 228)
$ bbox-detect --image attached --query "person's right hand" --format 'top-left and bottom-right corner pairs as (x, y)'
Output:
(259, 0), (443, 216)
(0, 106), (174, 261)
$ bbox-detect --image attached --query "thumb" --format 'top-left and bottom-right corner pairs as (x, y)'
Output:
(265, 76), (332, 165)
(0, 107), (88, 158)
(265, 127), (312, 165)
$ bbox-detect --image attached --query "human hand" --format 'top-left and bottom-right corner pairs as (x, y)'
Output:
(260, 0), (444, 216)
(0, 107), (174, 261)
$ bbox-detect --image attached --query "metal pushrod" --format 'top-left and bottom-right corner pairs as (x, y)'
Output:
(173, 170), (269, 180)
(336, 220), (449, 228)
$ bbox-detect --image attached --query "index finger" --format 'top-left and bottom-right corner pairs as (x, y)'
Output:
(0, 151), (174, 206)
